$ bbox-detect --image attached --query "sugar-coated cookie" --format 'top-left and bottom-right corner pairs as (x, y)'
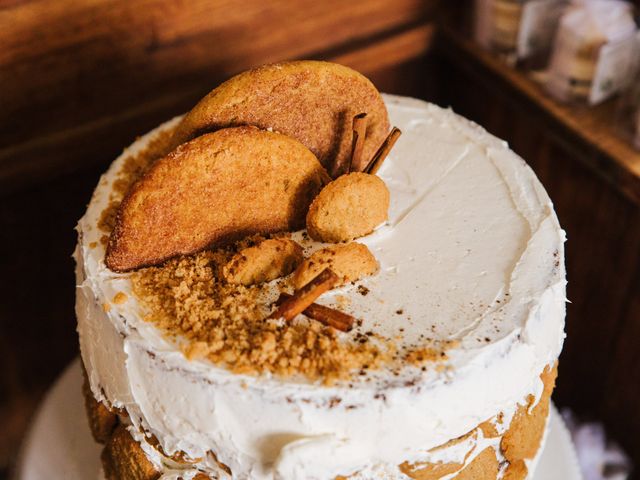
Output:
(106, 127), (329, 272)
(170, 61), (390, 176)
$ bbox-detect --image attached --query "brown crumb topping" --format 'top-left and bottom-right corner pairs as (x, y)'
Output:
(98, 200), (120, 235)
(98, 124), (452, 383)
(131, 239), (394, 384)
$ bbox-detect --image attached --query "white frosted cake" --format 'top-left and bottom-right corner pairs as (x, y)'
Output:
(75, 62), (566, 480)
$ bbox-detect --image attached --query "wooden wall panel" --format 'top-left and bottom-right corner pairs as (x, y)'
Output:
(0, 0), (439, 193)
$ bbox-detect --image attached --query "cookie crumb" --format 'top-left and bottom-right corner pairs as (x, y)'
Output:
(113, 292), (128, 304)
(131, 244), (394, 384)
(357, 285), (370, 296)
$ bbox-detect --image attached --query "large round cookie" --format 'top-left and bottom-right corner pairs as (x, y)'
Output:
(170, 60), (390, 176)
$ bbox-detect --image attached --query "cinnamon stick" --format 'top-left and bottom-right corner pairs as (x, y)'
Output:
(276, 293), (355, 332)
(270, 268), (339, 321)
(349, 112), (368, 173)
(364, 127), (402, 175)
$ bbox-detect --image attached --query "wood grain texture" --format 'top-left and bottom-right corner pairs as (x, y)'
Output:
(436, 28), (640, 469)
(0, 0), (438, 194)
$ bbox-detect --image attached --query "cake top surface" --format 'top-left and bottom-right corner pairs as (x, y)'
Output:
(79, 93), (565, 389)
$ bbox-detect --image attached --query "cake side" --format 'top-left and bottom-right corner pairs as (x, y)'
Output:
(84, 363), (558, 479)
(76, 94), (566, 479)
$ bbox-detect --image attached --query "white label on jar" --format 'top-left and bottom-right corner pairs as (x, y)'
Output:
(517, 0), (567, 59)
(590, 32), (640, 105)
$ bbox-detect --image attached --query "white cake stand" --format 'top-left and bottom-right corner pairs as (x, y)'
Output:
(15, 359), (583, 480)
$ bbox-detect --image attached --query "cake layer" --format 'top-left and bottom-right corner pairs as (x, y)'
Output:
(86, 363), (557, 479)
(76, 95), (566, 479)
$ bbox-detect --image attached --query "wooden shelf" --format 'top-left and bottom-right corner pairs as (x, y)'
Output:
(438, 26), (640, 207)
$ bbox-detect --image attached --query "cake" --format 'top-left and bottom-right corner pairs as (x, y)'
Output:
(75, 61), (566, 480)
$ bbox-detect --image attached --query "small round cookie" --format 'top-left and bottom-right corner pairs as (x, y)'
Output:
(306, 172), (389, 243)
(223, 238), (303, 286)
(105, 127), (330, 272)
(170, 61), (390, 176)
(292, 242), (378, 290)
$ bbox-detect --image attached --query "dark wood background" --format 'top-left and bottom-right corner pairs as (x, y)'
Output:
(1, 0), (639, 478)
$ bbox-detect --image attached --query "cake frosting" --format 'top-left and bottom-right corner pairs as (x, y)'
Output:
(76, 94), (566, 479)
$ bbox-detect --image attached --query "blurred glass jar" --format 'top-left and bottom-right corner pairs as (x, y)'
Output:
(545, 0), (638, 105)
(491, 0), (525, 54)
(475, 0), (567, 65)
